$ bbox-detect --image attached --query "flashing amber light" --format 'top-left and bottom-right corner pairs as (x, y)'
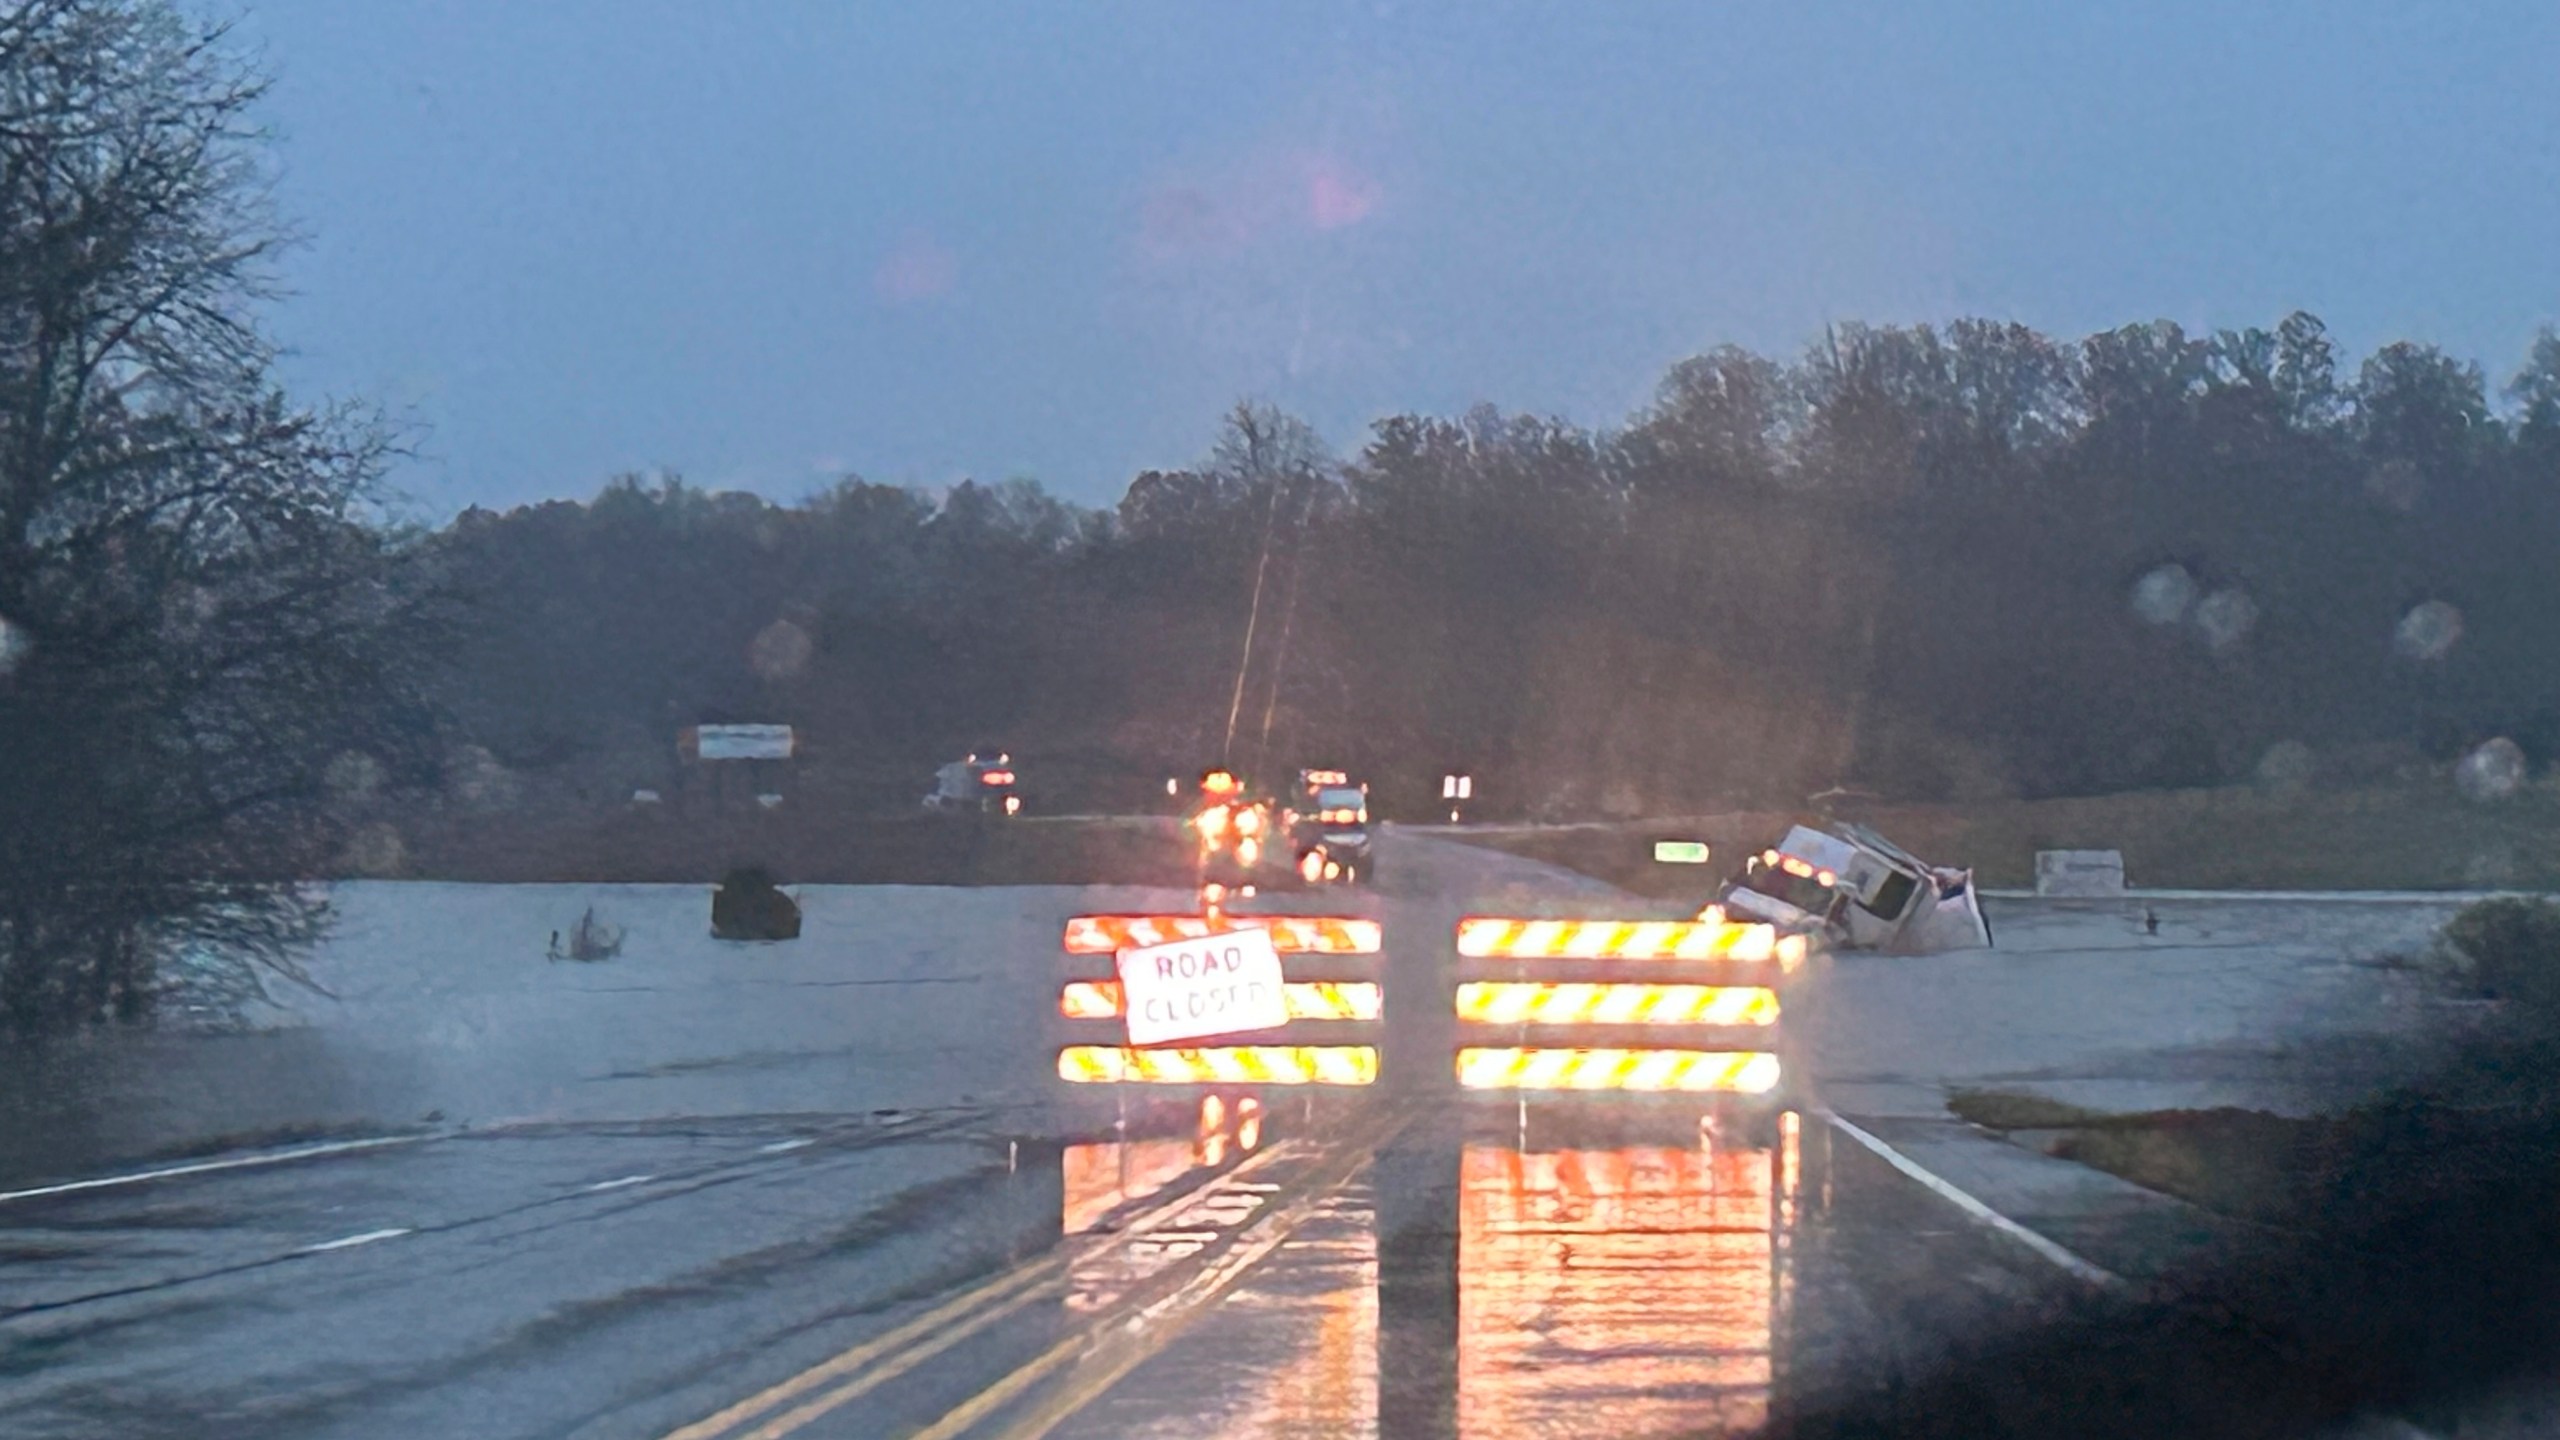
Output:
(1323, 860), (1341, 880)
(1196, 805), (1229, 838)
(1319, 807), (1364, 824)
(1304, 769), (1348, 786)
(979, 768), (1015, 786)
(1762, 849), (1780, 866)
(1767, 854), (1839, 888)
(1234, 806), (1263, 836)
(1201, 768), (1240, 796)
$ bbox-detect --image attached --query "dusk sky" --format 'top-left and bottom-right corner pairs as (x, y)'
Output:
(234, 1), (2560, 513)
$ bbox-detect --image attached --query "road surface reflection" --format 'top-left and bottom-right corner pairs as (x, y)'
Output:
(1051, 1099), (1802, 1440)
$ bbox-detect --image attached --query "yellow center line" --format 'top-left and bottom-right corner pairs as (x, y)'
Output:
(740, 1278), (1069, 1440)
(909, 1103), (1415, 1440)
(659, 1139), (1311, 1440)
(970, 1197), (1312, 1440)
(658, 1259), (1064, 1440)
(902, 1329), (1090, 1440)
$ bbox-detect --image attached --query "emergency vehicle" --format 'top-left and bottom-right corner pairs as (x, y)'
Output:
(1189, 767), (1277, 893)
(1286, 769), (1373, 886)
(923, 753), (1022, 816)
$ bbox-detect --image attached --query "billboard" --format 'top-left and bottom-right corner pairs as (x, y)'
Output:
(683, 724), (794, 761)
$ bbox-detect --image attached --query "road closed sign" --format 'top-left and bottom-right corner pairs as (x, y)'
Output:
(1116, 926), (1288, 1046)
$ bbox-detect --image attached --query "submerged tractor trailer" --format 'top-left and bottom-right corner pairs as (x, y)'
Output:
(1717, 821), (1991, 952)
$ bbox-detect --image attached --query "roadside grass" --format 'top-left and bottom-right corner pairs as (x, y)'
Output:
(1782, 1047), (2560, 1437)
(1951, 1089), (2319, 1225)
(1442, 780), (2560, 893)
(1943, 1089), (2112, 1132)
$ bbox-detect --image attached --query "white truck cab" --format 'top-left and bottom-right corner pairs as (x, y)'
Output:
(1719, 822), (1989, 952)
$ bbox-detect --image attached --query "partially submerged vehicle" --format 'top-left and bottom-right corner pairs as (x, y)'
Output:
(711, 866), (802, 941)
(1717, 822), (1990, 952)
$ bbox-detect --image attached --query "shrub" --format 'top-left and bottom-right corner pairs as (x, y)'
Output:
(2439, 897), (2560, 1012)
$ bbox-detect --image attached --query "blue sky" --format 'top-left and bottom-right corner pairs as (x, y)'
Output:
(234, 1), (2560, 513)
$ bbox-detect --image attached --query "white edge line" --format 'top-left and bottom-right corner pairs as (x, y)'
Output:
(586, 1174), (654, 1192)
(1981, 889), (2527, 904)
(0, 1134), (428, 1206)
(1819, 1108), (2123, 1289)
(300, 1227), (412, 1254)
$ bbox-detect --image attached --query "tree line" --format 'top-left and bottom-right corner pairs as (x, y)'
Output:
(434, 317), (2560, 823)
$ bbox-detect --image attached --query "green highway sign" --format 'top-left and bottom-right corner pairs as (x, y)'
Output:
(1652, 840), (1712, 865)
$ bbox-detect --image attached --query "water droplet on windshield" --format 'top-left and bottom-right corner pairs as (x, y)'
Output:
(2393, 600), (2463, 661)
(2194, 587), (2258, 653)
(2454, 737), (2525, 802)
(2130, 564), (2196, 625)
(749, 617), (813, 680)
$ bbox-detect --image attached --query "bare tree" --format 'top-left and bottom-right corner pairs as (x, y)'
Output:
(0, 0), (429, 1032)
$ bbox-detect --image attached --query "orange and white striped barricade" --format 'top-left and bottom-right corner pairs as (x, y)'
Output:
(1451, 915), (1809, 1101)
(1057, 912), (1383, 1087)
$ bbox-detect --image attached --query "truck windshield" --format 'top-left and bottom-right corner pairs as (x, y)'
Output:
(1858, 868), (1921, 921)
(1315, 787), (1365, 815)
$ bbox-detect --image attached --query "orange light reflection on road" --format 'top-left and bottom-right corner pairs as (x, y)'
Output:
(1460, 1142), (1775, 1438)
(1060, 1108), (1378, 1437)
(1060, 1098), (1268, 1236)
(1060, 1137), (1203, 1237)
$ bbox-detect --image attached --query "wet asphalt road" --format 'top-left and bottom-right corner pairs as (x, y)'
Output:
(0, 841), (2086, 1439)
(0, 1099), (2077, 1440)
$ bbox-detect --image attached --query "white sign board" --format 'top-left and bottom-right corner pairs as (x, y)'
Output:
(2035, 849), (2126, 897)
(692, 724), (794, 761)
(1116, 925), (1287, 1047)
